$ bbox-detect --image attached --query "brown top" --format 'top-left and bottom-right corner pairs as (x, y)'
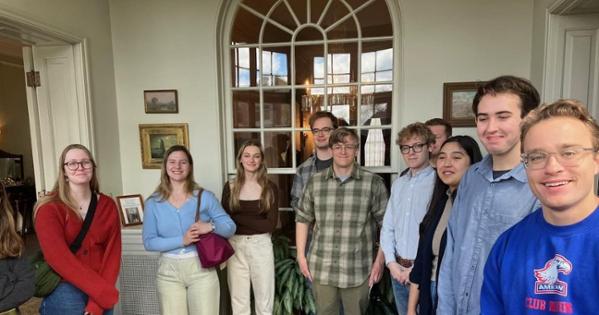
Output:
(221, 180), (279, 235)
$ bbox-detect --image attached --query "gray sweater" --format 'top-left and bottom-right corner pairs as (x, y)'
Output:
(0, 257), (34, 312)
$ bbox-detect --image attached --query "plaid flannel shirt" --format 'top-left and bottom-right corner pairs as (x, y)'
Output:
(296, 163), (388, 288)
(291, 155), (318, 211)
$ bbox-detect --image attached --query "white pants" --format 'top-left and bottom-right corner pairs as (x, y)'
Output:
(227, 233), (275, 315)
(156, 255), (219, 315)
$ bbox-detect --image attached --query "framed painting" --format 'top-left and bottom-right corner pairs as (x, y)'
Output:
(144, 89), (178, 113)
(443, 81), (485, 127)
(139, 123), (189, 169)
(116, 194), (144, 227)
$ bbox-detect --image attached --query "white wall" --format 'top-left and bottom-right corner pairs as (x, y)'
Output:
(0, 0), (123, 195)
(398, 0), (535, 149)
(109, 0), (225, 197)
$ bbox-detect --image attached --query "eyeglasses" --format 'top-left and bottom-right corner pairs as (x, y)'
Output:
(311, 127), (334, 135)
(64, 160), (94, 170)
(521, 147), (598, 170)
(400, 143), (427, 154)
(332, 143), (359, 151)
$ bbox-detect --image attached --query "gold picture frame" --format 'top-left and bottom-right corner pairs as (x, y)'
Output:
(139, 123), (189, 169)
(116, 194), (144, 227)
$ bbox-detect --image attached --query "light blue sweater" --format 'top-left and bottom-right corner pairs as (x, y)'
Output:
(142, 190), (236, 255)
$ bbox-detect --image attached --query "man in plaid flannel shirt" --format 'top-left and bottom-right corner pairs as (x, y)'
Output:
(296, 128), (388, 315)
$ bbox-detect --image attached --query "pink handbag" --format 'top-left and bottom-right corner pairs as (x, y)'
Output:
(194, 189), (234, 268)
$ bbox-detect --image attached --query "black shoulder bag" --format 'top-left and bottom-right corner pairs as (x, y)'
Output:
(31, 193), (98, 297)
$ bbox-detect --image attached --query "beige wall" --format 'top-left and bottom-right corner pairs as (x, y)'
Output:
(0, 0), (123, 195)
(109, 0), (225, 197)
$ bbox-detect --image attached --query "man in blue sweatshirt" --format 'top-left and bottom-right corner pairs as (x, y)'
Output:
(481, 99), (599, 314)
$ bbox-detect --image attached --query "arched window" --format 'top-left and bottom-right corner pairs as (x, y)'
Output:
(222, 0), (399, 235)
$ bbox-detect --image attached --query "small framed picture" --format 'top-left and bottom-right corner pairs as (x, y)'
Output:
(144, 89), (178, 113)
(116, 194), (144, 227)
(139, 123), (189, 169)
(443, 81), (486, 127)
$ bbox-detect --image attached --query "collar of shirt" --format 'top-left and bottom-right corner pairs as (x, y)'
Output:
(473, 154), (527, 183)
(405, 165), (435, 179)
(324, 162), (362, 181)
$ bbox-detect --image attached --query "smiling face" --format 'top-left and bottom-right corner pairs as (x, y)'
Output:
(240, 145), (263, 174)
(332, 136), (358, 170)
(436, 142), (471, 190)
(476, 93), (524, 160)
(312, 117), (335, 150)
(63, 148), (94, 186)
(400, 135), (431, 172)
(523, 117), (599, 219)
(165, 150), (191, 183)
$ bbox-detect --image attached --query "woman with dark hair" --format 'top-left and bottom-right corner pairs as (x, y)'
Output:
(0, 182), (34, 315)
(221, 140), (278, 315)
(143, 145), (236, 315)
(407, 136), (482, 315)
(35, 144), (121, 315)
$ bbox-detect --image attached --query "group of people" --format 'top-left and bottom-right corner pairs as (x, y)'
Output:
(292, 75), (599, 315)
(0, 74), (597, 315)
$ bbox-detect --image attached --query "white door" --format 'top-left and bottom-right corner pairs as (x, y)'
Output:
(544, 13), (599, 117)
(23, 45), (93, 196)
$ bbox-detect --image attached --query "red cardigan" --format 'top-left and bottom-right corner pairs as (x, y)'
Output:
(35, 194), (121, 315)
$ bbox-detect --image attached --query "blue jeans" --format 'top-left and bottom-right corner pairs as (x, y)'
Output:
(40, 282), (114, 315)
(391, 278), (409, 315)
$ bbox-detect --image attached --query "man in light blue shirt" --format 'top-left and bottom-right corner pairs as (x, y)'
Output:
(381, 122), (436, 315)
(436, 75), (541, 315)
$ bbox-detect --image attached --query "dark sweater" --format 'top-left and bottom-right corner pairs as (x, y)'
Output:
(221, 181), (279, 235)
(410, 190), (455, 315)
(0, 256), (34, 312)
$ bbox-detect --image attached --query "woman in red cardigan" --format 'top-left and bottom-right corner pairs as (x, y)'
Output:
(34, 144), (121, 315)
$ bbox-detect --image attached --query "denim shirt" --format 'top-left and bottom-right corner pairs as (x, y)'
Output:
(436, 155), (539, 315)
(143, 189), (236, 256)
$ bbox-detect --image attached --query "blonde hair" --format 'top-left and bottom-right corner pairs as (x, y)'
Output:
(229, 140), (275, 214)
(521, 99), (599, 150)
(0, 182), (23, 258)
(154, 145), (199, 200)
(34, 144), (99, 217)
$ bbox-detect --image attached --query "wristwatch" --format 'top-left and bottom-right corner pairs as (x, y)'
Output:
(210, 222), (216, 231)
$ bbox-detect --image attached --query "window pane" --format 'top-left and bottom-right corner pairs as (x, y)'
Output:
(269, 2), (296, 31)
(264, 131), (293, 168)
(296, 27), (323, 42)
(263, 89), (292, 128)
(233, 91), (260, 128)
(320, 0), (351, 30)
(234, 132), (260, 154)
(260, 47), (290, 86)
(328, 86), (357, 126)
(360, 128), (392, 167)
(360, 85), (392, 125)
(268, 174), (294, 209)
(361, 72), (375, 82)
(296, 44), (324, 85)
(309, 0), (328, 24)
(287, 0), (307, 25)
(294, 130), (313, 165)
(376, 70), (392, 82)
(231, 7), (262, 44)
(241, 0), (278, 16)
(262, 21), (292, 43)
(298, 88), (325, 116)
(231, 47), (258, 87)
(361, 51), (375, 73)
(376, 48), (393, 71)
(356, 0), (393, 37)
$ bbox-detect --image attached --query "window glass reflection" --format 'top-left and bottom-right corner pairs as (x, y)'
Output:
(231, 47), (258, 87)
(361, 47), (392, 83)
(260, 49), (288, 86)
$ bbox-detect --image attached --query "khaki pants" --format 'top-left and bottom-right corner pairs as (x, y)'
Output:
(227, 233), (275, 315)
(312, 279), (369, 315)
(157, 255), (219, 315)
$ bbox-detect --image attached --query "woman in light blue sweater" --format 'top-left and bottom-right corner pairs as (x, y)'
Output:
(143, 145), (236, 315)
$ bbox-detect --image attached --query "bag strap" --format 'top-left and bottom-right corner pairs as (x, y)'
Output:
(194, 188), (204, 223)
(69, 193), (98, 253)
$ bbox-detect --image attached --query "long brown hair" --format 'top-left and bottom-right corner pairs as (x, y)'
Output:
(0, 182), (24, 258)
(154, 145), (199, 200)
(34, 144), (99, 216)
(229, 140), (274, 213)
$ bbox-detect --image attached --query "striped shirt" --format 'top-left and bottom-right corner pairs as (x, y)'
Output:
(296, 163), (388, 288)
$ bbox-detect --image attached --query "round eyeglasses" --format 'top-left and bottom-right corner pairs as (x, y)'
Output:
(521, 147), (598, 170)
(64, 160), (94, 170)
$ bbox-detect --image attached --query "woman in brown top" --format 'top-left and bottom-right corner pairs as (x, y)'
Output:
(221, 140), (278, 315)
